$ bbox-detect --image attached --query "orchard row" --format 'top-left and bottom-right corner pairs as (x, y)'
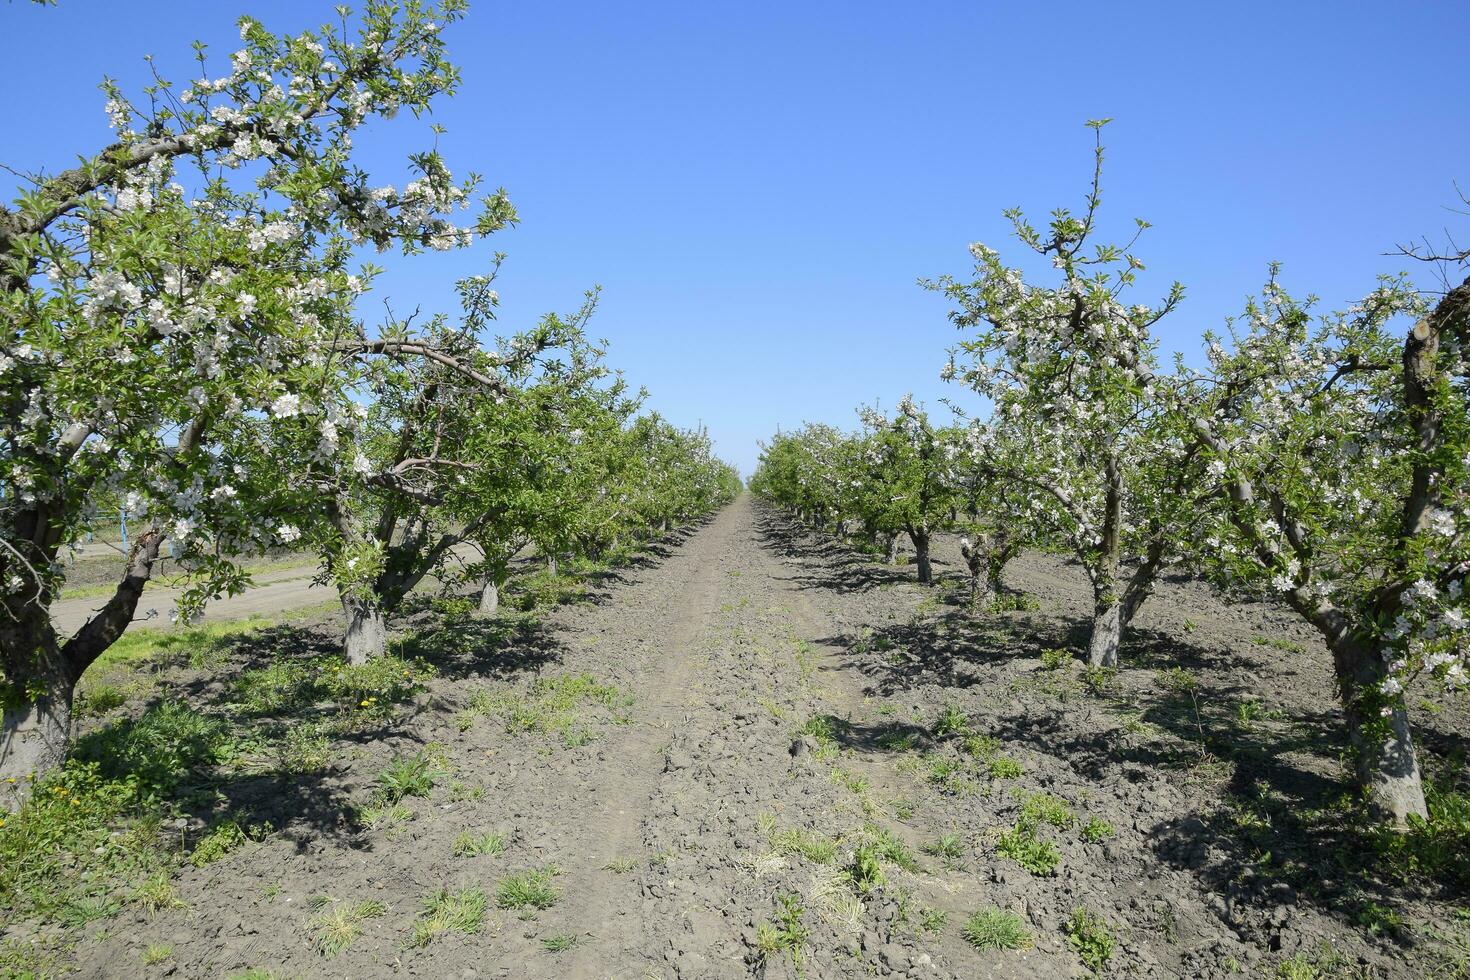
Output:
(752, 122), (1470, 829)
(0, 1), (739, 799)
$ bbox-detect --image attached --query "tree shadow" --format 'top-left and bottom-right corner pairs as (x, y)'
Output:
(752, 509), (923, 594)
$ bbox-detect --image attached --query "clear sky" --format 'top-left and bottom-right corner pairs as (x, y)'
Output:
(4, 1), (1468, 475)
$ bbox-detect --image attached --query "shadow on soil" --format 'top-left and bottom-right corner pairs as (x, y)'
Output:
(755, 504), (1470, 952)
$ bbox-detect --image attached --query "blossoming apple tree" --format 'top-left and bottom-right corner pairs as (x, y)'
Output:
(928, 122), (1209, 665)
(1186, 269), (1470, 825)
(0, 0), (511, 793)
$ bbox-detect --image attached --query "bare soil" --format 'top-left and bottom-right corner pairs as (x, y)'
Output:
(42, 496), (1470, 978)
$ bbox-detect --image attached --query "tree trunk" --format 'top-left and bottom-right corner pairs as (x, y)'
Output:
(970, 572), (992, 611)
(0, 624), (72, 810)
(1331, 635), (1428, 826)
(1087, 597), (1124, 668)
(884, 534), (899, 565)
(477, 580), (500, 618)
(910, 530), (932, 585)
(2, 530), (163, 801)
(546, 552), (558, 576)
(341, 595), (387, 665)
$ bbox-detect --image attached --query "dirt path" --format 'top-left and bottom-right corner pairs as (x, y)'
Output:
(50, 562), (331, 636)
(61, 496), (1468, 980)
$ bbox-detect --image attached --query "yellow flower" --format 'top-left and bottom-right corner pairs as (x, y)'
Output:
(359, 699), (371, 707)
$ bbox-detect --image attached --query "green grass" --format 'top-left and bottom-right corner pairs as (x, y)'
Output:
(411, 887), (488, 947)
(932, 704), (971, 738)
(190, 816), (257, 867)
(311, 898), (387, 957)
(452, 830), (506, 857)
(458, 673), (629, 747)
(0, 702), (239, 923)
(541, 934), (578, 952)
(766, 822), (839, 864)
(962, 907), (1031, 951)
(988, 756), (1023, 779)
(141, 943), (173, 966)
(923, 833), (965, 858)
(496, 866), (561, 911)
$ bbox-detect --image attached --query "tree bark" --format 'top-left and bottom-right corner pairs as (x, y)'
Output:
(1, 529), (162, 802)
(0, 616), (72, 810)
(884, 533), (899, 565)
(1328, 633), (1428, 826)
(1087, 597), (1124, 668)
(546, 552), (558, 576)
(909, 528), (932, 585)
(341, 594), (388, 665)
(477, 579), (500, 618)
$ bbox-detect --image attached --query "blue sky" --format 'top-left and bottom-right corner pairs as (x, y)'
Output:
(4, 1), (1467, 475)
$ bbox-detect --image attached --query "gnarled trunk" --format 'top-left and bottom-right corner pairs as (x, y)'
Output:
(1330, 634), (1427, 826)
(341, 595), (387, 665)
(2, 530), (162, 802)
(1, 620), (72, 811)
(884, 533), (899, 565)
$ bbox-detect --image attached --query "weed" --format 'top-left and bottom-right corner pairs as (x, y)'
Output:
(190, 816), (255, 867)
(273, 726), (332, 775)
(768, 824), (838, 864)
(932, 705), (971, 738)
(1080, 817), (1115, 843)
(542, 934), (578, 952)
(988, 756), (1023, 779)
(411, 887), (488, 947)
(923, 833), (965, 859)
(919, 907), (949, 934)
(76, 683), (128, 717)
(1019, 792), (1074, 830)
(1355, 901), (1405, 937)
(1040, 648), (1070, 671)
(452, 830), (506, 857)
(134, 872), (186, 914)
(963, 733), (1001, 759)
(1065, 906), (1116, 973)
(847, 843), (886, 893)
(995, 824), (1060, 875)
(311, 898), (387, 957)
(755, 894), (809, 965)
(376, 752), (442, 803)
(1082, 665), (1117, 694)
(1158, 666), (1198, 693)
(603, 857), (637, 874)
(962, 907), (1031, 950)
(142, 943), (173, 966)
(496, 866), (561, 911)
